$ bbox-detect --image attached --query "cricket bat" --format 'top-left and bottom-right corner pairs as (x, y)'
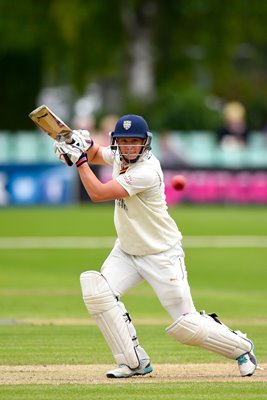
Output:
(29, 104), (73, 141)
(29, 104), (73, 165)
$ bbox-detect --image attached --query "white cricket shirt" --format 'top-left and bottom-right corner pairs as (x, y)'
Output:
(102, 147), (182, 256)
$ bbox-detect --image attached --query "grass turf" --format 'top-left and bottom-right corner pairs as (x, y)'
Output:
(0, 204), (266, 399)
(1, 382), (267, 400)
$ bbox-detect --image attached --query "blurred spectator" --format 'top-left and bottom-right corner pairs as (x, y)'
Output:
(97, 114), (119, 146)
(217, 101), (250, 149)
(158, 130), (189, 168)
(72, 114), (96, 133)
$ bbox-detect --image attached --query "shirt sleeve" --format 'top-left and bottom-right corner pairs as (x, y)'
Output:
(101, 146), (114, 165)
(116, 165), (159, 196)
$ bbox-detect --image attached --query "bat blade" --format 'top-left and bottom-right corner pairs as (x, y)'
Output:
(29, 104), (73, 166)
(29, 105), (72, 140)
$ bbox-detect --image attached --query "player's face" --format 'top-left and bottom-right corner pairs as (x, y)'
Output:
(116, 137), (145, 161)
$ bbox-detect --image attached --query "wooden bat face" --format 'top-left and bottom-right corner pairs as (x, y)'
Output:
(29, 105), (72, 140)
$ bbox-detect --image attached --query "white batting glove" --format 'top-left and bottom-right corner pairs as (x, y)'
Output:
(54, 141), (85, 166)
(57, 129), (94, 153)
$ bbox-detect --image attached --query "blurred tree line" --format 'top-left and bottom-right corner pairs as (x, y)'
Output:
(1, 0), (267, 131)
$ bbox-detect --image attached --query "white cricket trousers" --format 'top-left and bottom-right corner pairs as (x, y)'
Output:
(101, 240), (196, 321)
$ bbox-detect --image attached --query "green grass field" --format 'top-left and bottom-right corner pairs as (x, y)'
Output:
(0, 204), (266, 399)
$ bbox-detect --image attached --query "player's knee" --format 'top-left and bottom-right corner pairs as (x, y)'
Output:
(80, 270), (100, 297)
(80, 270), (91, 287)
(80, 270), (91, 282)
(80, 271), (89, 300)
(160, 286), (184, 308)
(80, 270), (116, 314)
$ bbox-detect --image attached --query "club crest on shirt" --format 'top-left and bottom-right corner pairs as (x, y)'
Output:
(122, 174), (134, 185)
(123, 120), (131, 130)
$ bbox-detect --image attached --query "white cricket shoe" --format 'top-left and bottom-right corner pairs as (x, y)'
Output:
(237, 341), (257, 377)
(106, 359), (153, 379)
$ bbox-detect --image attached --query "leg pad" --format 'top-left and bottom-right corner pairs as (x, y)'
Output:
(166, 312), (252, 359)
(80, 271), (139, 368)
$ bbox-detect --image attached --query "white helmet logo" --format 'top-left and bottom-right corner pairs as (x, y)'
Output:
(123, 120), (132, 130)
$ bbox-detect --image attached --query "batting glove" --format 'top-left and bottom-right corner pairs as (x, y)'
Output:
(54, 141), (84, 166)
(75, 153), (88, 168)
(57, 129), (94, 153)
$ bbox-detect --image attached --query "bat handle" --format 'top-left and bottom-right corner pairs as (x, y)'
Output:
(63, 154), (73, 166)
(61, 132), (74, 165)
(65, 132), (74, 144)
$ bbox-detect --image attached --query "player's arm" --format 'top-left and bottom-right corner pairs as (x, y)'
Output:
(69, 129), (110, 166)
(77, 163), (129, 202)
(54, 131), (128, 201)
(86, 142), (108, 166)
(69, 130), (113, 166)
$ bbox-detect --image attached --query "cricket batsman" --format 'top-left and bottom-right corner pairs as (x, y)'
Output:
(54, 114), (258, 378)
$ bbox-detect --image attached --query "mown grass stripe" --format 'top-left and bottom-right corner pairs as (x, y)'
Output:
(0, 236), (267, 249)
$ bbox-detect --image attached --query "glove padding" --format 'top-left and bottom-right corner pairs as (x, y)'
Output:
(54, 141), (84, 166)
(57, 129), (93, 153)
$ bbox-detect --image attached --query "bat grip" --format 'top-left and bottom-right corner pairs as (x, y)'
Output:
(65, 137), (74, 144)
(63, 154), (73, 166)
(65, 132), (74, 144)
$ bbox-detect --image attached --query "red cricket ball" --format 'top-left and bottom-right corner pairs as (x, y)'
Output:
(171, 175), (186, 191)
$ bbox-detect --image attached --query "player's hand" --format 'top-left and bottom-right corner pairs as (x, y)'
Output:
(57, 129), (94, 153)
(54, 141), (84, 166)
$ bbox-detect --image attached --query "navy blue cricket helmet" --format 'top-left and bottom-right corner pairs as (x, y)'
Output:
(110, 114), (152, 162)
(111, 114), (149, 138)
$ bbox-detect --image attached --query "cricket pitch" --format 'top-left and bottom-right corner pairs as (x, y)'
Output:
(0, 363), (266, 385)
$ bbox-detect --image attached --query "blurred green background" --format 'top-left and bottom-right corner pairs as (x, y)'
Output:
(2, 0), (267, 131)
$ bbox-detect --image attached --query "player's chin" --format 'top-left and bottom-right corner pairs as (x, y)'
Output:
(124, 154), (139, 161)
